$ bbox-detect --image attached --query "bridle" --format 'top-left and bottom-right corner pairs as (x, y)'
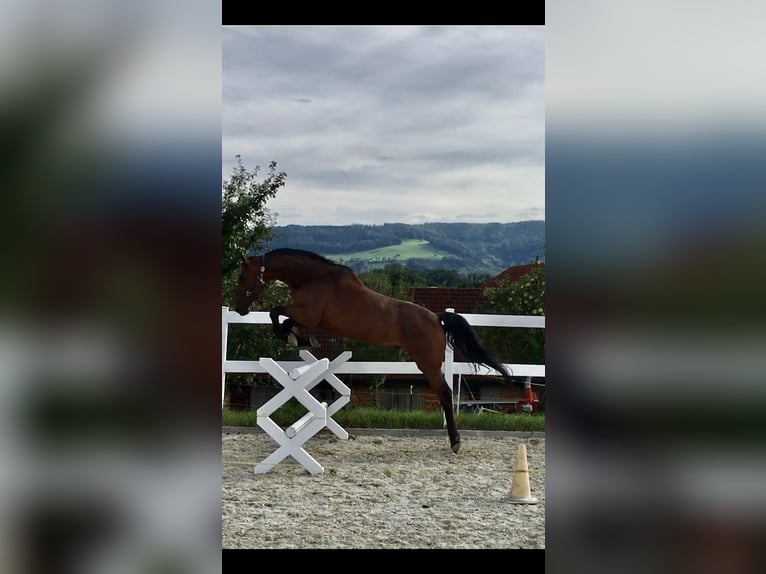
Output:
(235, 254), (266, 300)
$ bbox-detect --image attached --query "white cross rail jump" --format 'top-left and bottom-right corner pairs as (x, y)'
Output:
(252, 350), (351, 475)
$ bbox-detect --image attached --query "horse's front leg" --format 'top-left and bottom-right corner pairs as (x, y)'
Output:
(269, 305), (319, 347)
(269, 306), (292, 342)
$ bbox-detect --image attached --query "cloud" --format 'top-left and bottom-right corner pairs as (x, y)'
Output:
(223, 26), (545, 225)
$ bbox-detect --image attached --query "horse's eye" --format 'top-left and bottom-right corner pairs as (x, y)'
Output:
(246, 291), (252, 297)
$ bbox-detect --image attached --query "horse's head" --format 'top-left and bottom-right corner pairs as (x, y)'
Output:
(233, 252), (267, 316)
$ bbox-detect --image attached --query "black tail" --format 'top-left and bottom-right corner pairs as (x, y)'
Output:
(439, 312), (516, 384)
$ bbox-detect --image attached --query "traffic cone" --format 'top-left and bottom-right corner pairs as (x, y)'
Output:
(509, 443), (538, 504)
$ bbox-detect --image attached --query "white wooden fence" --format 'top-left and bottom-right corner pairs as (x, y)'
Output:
(221, 306), (545, 410)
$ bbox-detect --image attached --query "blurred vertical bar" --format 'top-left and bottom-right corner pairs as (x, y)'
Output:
(1, 1), (222, 573)
(546, 1), (766, 573)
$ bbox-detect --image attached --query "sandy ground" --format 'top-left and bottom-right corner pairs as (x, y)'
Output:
(222, 428), (545, 549)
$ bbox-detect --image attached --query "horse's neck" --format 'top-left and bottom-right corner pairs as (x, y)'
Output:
(267, 255), (320, 287)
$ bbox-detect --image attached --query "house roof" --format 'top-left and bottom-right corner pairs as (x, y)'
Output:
(481, 262), (544, 289)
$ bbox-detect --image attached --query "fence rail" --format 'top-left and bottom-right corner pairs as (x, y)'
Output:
(222, 306), (545, 410)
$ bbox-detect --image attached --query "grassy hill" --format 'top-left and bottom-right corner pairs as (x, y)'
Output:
(331, 239), (453, 267)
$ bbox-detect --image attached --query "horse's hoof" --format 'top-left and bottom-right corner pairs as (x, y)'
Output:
(309, 335), (320, 348)
(451, 442), (461, 454)
(287, 333), (298, 347)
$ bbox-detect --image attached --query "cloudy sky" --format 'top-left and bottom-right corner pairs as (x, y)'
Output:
(223, 26), (544, 226)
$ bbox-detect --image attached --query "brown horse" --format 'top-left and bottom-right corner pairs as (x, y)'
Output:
(232, 248), (515, 453)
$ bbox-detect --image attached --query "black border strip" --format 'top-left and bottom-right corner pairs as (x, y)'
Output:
(223, 5), (545, 26)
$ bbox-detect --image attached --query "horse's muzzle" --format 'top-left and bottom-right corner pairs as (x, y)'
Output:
(235, 305), (250, 317)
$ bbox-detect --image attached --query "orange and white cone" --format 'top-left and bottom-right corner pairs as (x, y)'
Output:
(509, 443), (538, 504)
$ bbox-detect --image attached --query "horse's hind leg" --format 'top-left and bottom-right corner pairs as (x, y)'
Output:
(410, 324), (461, 453)
(439, 377), (461, 453)
(420, 367), (461, 453)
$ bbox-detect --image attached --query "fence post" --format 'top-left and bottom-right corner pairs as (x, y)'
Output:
(443, 307), (455, 392)
(222, 306), (229, 410)
(444, 307), (456, 420)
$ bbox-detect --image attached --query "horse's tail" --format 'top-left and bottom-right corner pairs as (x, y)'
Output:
(439, 311), (517, 385)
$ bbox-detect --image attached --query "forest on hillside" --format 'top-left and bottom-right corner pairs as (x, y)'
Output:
(269, 221), (544, 276)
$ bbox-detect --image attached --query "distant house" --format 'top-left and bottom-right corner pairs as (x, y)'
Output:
(481, 261), (544, 289)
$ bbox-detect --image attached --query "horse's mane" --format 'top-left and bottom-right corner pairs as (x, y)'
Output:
(266, 248), (352, 271)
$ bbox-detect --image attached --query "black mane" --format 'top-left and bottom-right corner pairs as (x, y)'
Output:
(266, 248), (352, 271)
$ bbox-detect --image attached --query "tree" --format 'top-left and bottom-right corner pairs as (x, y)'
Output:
(478, 262), (545, 411)
(221, 157), (298, 393)
(479, 262), (545, 366)
(222, 156), (286, 291)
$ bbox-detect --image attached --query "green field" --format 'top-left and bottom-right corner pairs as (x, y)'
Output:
(330, 239), (452, 265)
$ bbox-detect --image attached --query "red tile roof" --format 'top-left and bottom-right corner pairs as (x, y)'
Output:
(481, 262), (544, 289)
